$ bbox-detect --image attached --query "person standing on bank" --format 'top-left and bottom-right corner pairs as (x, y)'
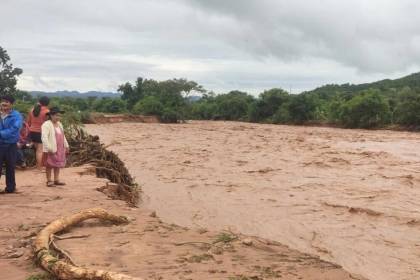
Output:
(41, 107), (69, 187)
(27, 96), (50, 168)
(0, 95), (23, 194)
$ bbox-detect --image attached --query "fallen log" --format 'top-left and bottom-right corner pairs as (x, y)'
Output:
(34, 208), (143, 280)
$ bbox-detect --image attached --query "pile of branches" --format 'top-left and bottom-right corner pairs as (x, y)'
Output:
(66, 124), (140, 206)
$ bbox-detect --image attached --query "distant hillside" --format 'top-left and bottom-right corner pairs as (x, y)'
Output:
(187, 95), (201, 102)
(305, 72), (420, 98)
(30, 90), (121, 99)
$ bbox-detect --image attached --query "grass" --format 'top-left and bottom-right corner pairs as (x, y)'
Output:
(213, 232), (238, 244)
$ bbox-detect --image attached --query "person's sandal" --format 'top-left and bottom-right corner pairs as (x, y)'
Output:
(46, 181), (55, 187)
(54, 181), (66, 186)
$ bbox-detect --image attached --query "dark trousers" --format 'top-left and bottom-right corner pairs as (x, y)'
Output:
(0, 144), (17, 193)
(16, 148), (25, 164)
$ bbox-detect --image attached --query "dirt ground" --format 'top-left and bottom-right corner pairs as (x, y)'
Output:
(0, 166), (359, 280)
(86, 121), (420, 280)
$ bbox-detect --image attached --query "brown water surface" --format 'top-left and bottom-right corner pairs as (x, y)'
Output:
(86, 121), (420, 280)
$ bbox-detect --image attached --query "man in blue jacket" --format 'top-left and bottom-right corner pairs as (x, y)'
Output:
(0, 95), (22, 193)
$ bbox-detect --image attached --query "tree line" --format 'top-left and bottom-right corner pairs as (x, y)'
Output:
(2, 45), (420, 129)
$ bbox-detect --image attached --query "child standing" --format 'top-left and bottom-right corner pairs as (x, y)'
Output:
(41, 107), (69, 187)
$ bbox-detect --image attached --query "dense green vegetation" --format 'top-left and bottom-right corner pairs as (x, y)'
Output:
(186, 75), (420, 129)
(2, 45), (420, 129)
(10, 74), (420, 129)
(0, 46), (22, 95)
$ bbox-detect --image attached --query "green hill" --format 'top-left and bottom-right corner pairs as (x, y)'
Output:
(305, 72), (420, 98)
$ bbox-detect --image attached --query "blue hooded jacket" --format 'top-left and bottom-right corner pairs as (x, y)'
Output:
(0, 110), (23, 145)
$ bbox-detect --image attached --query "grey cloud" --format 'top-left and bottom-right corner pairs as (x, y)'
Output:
(2, 0), (420, 92)
(186, 0), (420, 72)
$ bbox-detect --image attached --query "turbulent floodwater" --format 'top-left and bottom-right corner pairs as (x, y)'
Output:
(86, 121), (420, 280)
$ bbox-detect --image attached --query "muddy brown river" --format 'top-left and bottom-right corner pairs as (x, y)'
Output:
(86, 121), (420, 280)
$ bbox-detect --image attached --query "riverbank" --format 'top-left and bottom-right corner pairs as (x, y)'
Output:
(0, 166), (358, 279)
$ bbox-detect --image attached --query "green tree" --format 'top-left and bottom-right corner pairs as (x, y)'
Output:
(150, 79), (187, 109)
(327, 95), (345, 123)
(0, 46), (23, 96)
(394, 87), (420, 126)
(215, 91), (254, 121)
(132, 96), (164, 116)
(272, 103), (291, 124)
(170, 78), (205, 98)
(190, 101), (218, 119)
(118, 77), (145, 110)
(249, 88), (289, 122)
(92, 98), (127, 113)
(105, 98), (127, 113)
(286, 94), (319, 124)
(161, 108), (179, 123)
(120, 77), (205, 122)
(338, 90), (391, 128)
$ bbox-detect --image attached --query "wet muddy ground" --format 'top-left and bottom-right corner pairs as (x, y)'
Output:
(0, 167), (356, 279)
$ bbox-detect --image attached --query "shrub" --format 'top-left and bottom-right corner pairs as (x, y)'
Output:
(287, 94), (318, 124)
(272, 103), (291, 124)
(338, 90), (391, 128)
(394, 88), (420, 126)
(132, 96), (163, 116)
(160, 108), (179, 123)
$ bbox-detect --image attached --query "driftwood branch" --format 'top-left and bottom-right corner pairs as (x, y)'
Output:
(34, 208), (143, 280)
(53, 234), (91, 241)
(49, 235), (77, 266)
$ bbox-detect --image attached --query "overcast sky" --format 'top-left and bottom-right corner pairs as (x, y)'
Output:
(2, 0), (420, 94)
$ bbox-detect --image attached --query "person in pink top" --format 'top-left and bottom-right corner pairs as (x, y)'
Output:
(41, 107), (69, 187)
(27, 96), (50, 168)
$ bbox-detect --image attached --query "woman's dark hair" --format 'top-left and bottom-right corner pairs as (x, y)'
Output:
(46, 107), (64, 120)
(32, 96), (50, 117)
